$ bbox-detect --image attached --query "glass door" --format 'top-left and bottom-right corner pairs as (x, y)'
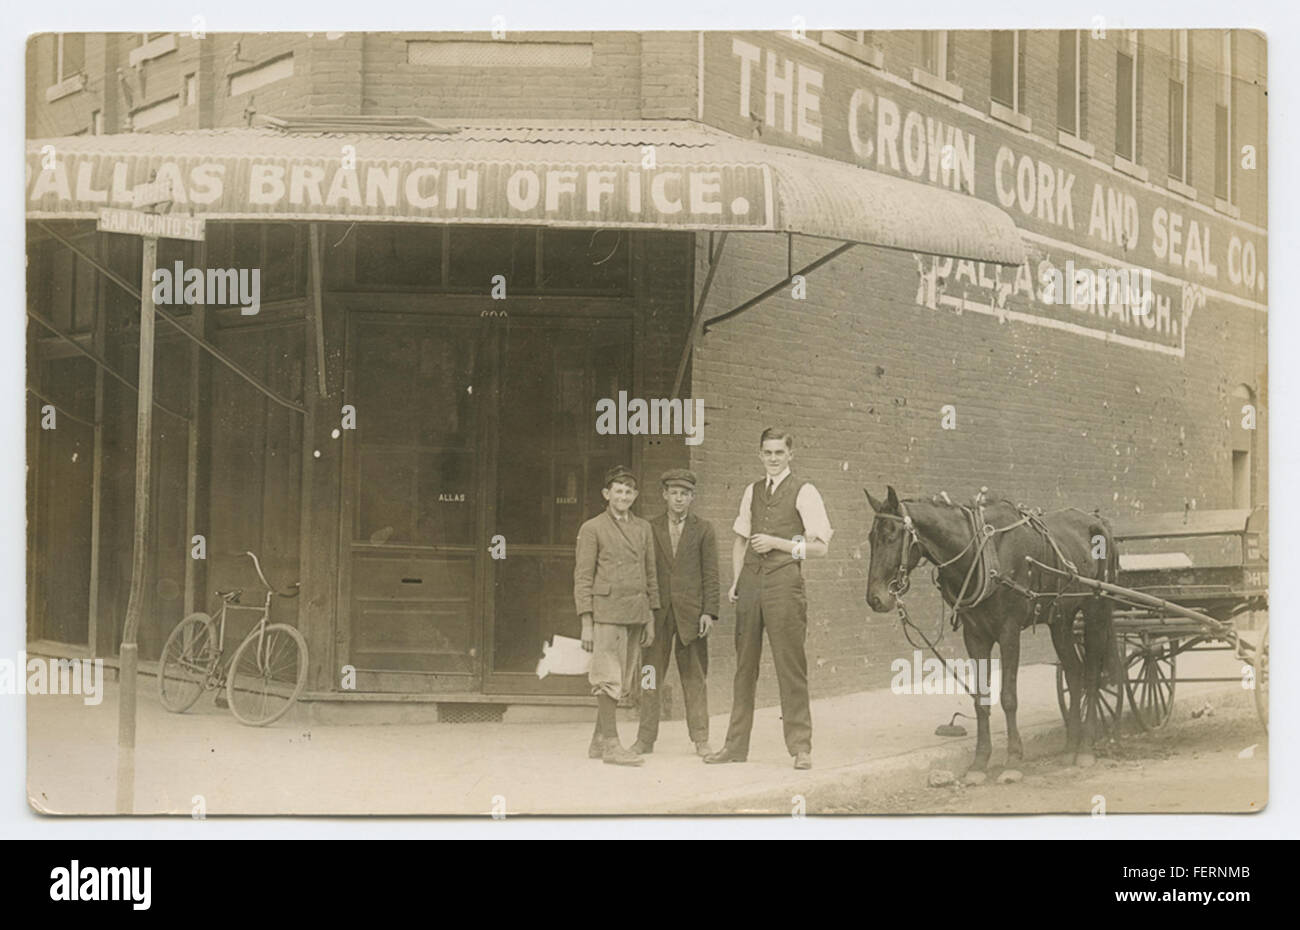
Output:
(484, 316), (633, 694)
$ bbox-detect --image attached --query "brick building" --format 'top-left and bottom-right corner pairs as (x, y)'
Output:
(26, 30), (1266, 719)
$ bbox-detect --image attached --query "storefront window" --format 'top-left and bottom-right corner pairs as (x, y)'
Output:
(204, 222), (307, 306)
(447, 226), (537, 290)
(355, 224), (442, 286)
(539, 228), (630, 292)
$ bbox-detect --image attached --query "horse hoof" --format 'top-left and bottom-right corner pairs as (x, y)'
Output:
(1075, 752), (1097, 768)
(964, 770), (987, 786)
(996, 769), (1023, 785)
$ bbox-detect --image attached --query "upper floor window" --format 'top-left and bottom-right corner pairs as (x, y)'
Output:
(819, 30), (883, 68)
(1057, 30), (1085, 137)
(51, 34), (84, 85)
(919, 31), (948, 80)
(991, 31), (1024, 112)
(128, 32), (177, 68)
(990, 31), (1029, 130)
(1169, 30), (1191, 183)
(1215, 33), (1236, 204)
(1115, 32), (1141, 163)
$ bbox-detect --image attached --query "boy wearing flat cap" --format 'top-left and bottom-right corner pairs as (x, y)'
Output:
(630, 469), (719, 757)
(574, 466), (659, 766)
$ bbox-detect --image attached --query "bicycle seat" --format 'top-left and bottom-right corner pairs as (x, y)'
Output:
(276, 582), (302, 599)
(216, 588), (243, 602)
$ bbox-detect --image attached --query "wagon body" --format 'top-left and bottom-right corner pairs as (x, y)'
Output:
(1050, 506), (1268, 734)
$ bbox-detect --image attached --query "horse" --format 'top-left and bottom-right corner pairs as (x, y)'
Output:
(863, 486), (1119, 773)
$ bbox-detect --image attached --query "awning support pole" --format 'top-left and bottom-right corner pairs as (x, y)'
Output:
(671, 232), (728, 399)
(36, 222), (307, 416)
(308, 225), (328, 397)
(701, 241), (856, 333)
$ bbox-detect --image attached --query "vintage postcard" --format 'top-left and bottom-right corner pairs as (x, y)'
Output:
(25, 26), (1267, 816)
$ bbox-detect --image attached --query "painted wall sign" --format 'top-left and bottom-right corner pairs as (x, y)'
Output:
(28, 152), (773, 232)
(702, 32), (1267, 310)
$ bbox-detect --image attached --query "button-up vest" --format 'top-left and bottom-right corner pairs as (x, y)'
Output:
(743, 476), (807, 573)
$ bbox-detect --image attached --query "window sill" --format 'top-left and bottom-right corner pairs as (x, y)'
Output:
(911, 68), (963, 102)
(1166, 176), (1198, 201)
(820, 32), (884, 69)
(1214, 196), (1241, 219)
(1057, 130), (1095, 159)
(45, 73), (86, 102)
(128, 33), (177, 67)
(1113, 155), (1149, 182)
(989, 100), (1031, 133)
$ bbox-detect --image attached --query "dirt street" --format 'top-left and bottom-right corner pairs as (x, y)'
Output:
(693, 688), (1267, 815)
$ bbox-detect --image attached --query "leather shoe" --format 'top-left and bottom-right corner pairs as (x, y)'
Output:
(694, 740), (714, 758)
(703, 748), (747, 764)
(588, 738), (605, 760)
(602, 742), (645, 766)
(794, 751), (812, 770)
(629, 740), (654, 755)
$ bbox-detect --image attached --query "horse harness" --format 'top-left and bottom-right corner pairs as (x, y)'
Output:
(877, 492), (1085, 631)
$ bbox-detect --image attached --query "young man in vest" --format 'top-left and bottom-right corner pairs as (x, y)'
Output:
(574, 465), (659, 766)
(705, 428), (832, 770)
(630, 469), (719, 758)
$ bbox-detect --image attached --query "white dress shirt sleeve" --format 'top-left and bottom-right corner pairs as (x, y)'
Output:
(732, 483), (755, 538)
(796, 483), (834, 544)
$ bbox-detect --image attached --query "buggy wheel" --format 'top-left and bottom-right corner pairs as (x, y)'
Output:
(1055, 626), (1125, 741)
(225, 623), (308, 726)
(158, 613), (218, 713)
(1122, 633), (1177, 731)
(1253, 622), (1268, 731)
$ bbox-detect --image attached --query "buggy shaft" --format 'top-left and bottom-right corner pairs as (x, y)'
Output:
(1023, 556), (1236, 638)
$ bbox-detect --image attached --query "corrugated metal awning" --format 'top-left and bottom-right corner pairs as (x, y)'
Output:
(26, 119), (1024, 265)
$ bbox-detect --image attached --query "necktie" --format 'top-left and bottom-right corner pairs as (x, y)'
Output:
(766, 479), (774, 496)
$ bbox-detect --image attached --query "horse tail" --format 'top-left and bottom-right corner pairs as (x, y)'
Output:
(1087, 516), (1119, 584)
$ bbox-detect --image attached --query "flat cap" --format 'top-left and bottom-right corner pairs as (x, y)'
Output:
(603, 465), (638, 488)
(660, 468), (697, 490)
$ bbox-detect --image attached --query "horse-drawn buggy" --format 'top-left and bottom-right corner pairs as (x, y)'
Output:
(863, 488), (1268, 774)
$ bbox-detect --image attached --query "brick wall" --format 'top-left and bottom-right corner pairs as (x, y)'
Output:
(687, 222), (1265, 708)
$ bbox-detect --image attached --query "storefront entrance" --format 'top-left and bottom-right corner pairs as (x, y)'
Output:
(341, 309), (633, 694)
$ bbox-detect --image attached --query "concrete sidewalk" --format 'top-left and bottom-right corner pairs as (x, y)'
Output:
(27, 649), (1249, 816)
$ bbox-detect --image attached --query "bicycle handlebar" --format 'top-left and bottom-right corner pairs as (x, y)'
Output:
(245, 550), (272, 589)
(244, 551), (301, 598)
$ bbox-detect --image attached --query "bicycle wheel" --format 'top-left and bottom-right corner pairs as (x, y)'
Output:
(158, 613), (218, 713)
(225, 623), (308, 726)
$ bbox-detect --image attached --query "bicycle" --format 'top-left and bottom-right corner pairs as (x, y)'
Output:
(157, 551), (309, 726)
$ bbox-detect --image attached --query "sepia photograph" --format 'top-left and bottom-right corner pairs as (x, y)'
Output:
(22, 22), (1269, 818)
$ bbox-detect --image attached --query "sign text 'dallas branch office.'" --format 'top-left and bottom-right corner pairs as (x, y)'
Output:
(26, 153), (772, 231)
(706, 33), (1265, 354)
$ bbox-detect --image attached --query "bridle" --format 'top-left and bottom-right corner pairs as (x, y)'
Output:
(871, 500), (982, 602)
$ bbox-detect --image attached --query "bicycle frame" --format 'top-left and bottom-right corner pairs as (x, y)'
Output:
(210, 552), (280, 680)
